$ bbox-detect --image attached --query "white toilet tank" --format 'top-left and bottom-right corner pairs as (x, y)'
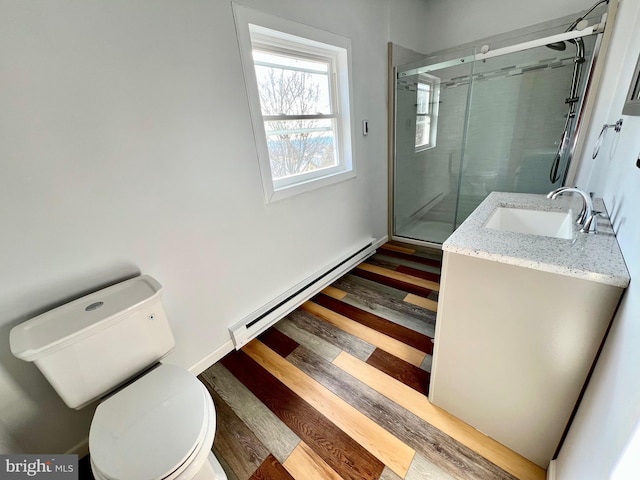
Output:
(10, 275), (175, 409)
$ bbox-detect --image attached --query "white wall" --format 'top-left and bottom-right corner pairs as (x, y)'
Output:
(421, 0), (601, 54)
(555, 0), (640, 477)
(0, 0), (398, 454)
(387, 0), (430, 54)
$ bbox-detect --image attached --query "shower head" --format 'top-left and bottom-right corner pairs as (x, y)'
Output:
(546, 41), (567, 51)
(545, 0), (608, 53)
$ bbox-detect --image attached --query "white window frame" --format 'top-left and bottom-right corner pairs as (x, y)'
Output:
(233, 4), (356, 203)
(415, 73), (440, 152)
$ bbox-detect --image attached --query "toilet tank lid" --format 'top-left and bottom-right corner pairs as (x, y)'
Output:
(10, 275), (162, 362)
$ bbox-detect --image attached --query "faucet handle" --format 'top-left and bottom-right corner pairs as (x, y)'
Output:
(580, 210), (604, 234)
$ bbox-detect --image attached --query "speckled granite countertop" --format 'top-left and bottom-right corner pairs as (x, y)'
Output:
(443, 192), (630, 288)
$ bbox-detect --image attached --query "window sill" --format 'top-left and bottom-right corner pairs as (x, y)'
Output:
(265, 168), (356, 203)
(415, 144), (436, 153)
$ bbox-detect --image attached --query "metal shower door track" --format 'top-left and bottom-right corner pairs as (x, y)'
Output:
(398, 23), (603, 78)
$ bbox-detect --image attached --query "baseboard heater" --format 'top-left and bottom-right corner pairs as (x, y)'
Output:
(228, 239), (377, 349)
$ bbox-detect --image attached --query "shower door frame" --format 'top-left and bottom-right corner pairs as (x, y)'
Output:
(388, 0), (618, 249)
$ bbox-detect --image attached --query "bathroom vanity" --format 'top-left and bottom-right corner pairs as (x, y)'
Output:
(430, 192), (630, 468)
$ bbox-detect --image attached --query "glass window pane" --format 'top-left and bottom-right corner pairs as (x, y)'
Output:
(253, 51), (332, 116)
(415, 116), (431, 146)
(417, 83), (431, 115)
(264, 118), (337, 179)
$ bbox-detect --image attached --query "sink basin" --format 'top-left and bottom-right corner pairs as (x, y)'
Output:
(484, 207), (574, 239)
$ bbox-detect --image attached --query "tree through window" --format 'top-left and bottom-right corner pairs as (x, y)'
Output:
(233, 6), (355, 202)
(415, 73), (440, 152)
(253, 50), (338, 179)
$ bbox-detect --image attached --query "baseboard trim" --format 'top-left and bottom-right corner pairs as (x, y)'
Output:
(189, 339), (235, 376)
(374, 235), (388, 249)
(65, 437), (89, 457)
(547, 459), (557, 480)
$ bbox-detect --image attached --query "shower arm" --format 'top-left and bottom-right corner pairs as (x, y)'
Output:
(565, 0), (610, 33)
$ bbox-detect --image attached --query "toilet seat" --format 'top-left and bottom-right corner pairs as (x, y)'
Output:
(89, 364), (216, 480)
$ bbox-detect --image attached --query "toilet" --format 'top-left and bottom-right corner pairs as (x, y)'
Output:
(9, 275), (227, 480)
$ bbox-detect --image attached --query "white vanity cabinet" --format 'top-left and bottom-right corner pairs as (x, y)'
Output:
(429, 192), (629, 468)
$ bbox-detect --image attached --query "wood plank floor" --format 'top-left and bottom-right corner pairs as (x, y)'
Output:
(199, 242), (546, 480)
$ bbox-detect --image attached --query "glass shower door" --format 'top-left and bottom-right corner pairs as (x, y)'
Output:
(394, 53), (474, 244)
(455, 38), (596, 226)
(393, 31), (598, 245)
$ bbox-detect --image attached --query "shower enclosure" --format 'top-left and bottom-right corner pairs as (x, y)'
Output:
(392, 7), (610, 246)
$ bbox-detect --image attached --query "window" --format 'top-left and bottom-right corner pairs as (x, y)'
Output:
(234, 5), (355, 202)
(623, 51), (640, 116)
(415, 74), (440, 152)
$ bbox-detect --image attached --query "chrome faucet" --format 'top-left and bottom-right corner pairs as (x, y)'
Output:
(546, 187), (593, 231)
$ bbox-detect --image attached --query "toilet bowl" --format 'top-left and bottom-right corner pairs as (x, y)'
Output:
(9, 275), (227, 480)
(89, 364), (221, 480)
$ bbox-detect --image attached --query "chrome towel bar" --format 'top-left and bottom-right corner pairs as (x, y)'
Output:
(592, 118), (623, 159)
